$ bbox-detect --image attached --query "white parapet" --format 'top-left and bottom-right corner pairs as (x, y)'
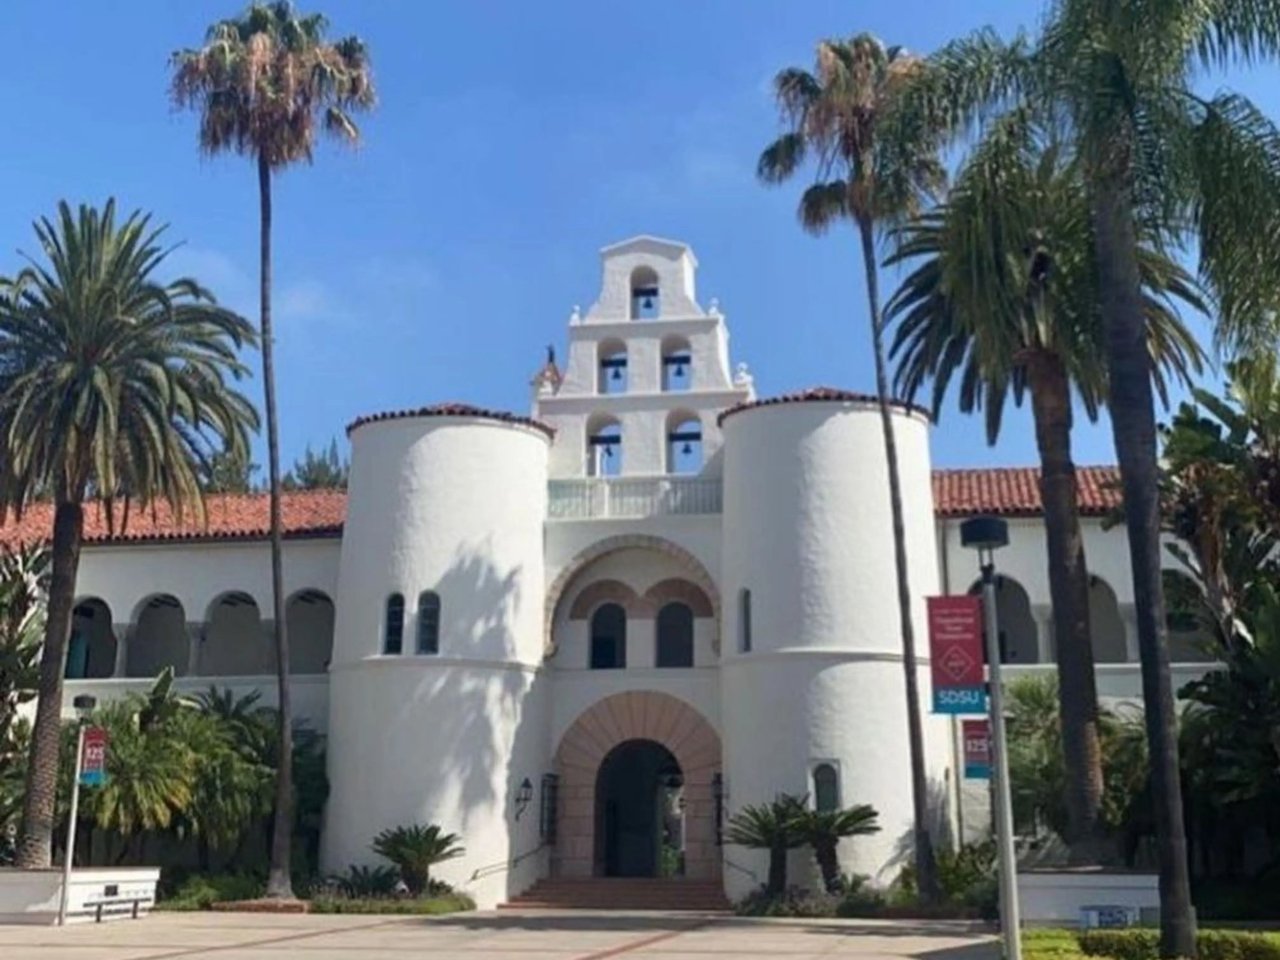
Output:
(0, 867), (159, 925)
(1018, 869), (1159, 925)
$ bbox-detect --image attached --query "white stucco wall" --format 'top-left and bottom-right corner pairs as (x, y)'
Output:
(323, 413), (550, 907)
(719, 398), (952, 897)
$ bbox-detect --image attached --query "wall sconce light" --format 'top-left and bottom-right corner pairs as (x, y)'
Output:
(514, 777), (533, 820)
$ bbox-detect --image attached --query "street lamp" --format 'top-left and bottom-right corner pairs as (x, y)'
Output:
(960, 516), (1021, 960)
(58, 694), (97, 926)
(514, 778), (534, 821)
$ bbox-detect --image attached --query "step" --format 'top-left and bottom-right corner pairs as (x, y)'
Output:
(500, 879), (731, 912)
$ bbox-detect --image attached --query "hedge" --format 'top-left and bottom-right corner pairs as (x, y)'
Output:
(1079, 929), (1280, 960)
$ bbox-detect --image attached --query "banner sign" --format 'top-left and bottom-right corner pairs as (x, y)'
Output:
(962, 719), (991, 780)
(80, 727), (108, 787)
(927, 595), (986, 714)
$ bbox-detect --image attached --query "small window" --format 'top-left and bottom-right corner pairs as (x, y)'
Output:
(813, 763), (839, 813)
(597, 339), (628, 394)
(384, 594), (405, 654)
(739, 588), (752, 653)
(630, 266), (660, 319)
(590, 603), (627, 669)
(417, 591), (441, 655)
(661, 337), (692, 392)
(666, 414), (703, 474)
(656, 602), (694, 668)
(586, 418), (623, 477)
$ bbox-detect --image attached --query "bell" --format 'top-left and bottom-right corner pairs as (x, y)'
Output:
(611, 366), (622, 381)
(682, 441), (693, 455)
(675, 362), (686, 377)
(604, 445), (614, 458)
(642, 295), (654, 310)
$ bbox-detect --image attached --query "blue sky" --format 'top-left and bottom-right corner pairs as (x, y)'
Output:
(0, 1), (1273, 470)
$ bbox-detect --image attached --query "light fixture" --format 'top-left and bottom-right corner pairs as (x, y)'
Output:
(72, 694), (96, 718)
(514, 777), (533, 820)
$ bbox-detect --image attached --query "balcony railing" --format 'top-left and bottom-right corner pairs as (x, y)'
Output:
(548, 478), (722, 520)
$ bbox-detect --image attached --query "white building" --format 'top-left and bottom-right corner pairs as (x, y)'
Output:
(23, 236), (1216, 907)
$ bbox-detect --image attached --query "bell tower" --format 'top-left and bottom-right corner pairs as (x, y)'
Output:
(535, 236), (754, 478)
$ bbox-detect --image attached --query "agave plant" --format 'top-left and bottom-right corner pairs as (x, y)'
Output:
(724, 794), (806, 896)
(371, 823), (464, 896)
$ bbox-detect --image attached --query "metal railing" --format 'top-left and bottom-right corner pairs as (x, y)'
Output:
(548, 478), (722, 520)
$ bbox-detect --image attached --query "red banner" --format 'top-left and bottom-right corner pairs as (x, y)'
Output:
(80, 727), (108, 786)
(927, 595), (985, 713)
(962, 719), (991, 779)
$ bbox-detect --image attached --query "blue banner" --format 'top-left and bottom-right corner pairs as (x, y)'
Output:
(932, 686), (986, 715)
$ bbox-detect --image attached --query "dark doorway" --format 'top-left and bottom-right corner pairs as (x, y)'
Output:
(595, 739), (684, 877)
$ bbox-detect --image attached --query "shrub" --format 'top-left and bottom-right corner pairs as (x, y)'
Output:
(157, 872), (265, 910)
(308, 892), (475, 915)
(734, 885), (837, 918)
(1079, 929), (1280, 960)
(324, 864), (401, 898)
(835, 874), (886, 918)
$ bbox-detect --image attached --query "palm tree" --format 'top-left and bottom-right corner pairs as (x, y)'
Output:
(171, 1), (374, 898)
(902, 6), (1280, 951)
(885, 117), (1204, 861)
(794, 802), (880, 893)
(0, 200), (258, 869)
(758, 32), (946, 901)
(724, 794), (807, 896)
(371, 823), (464, 896)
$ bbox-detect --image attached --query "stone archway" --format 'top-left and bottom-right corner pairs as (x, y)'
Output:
(553, 691), (721, 880)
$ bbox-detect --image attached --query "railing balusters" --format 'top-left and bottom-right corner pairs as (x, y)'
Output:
(548, 478), (722, 519)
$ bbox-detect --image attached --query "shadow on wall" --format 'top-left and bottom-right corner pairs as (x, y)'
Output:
(886, 776), (957, 880)
(361, 544), (546, 887)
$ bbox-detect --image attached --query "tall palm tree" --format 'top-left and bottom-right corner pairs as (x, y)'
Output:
(724, 795), (807, 896)
(903, 5), (1280, 951)
(885, 117), (1204, 861)
(758, 33), (946, 900)
(171, 1), (374, 898)
(1, 199), (258, 868)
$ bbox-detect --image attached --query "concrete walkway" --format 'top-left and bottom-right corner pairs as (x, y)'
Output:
(0, 909), (999, 960)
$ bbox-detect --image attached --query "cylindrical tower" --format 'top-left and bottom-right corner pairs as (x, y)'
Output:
(323, 404), (551, 908)
(718, 389), (950, 897)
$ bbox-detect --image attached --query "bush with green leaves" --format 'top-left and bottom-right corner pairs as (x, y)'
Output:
(833, 874), (886, 917)
(309, 891), (475, 915)
(326, 864), (401, 898)
(734, 885), (837, 918)
(1080, 929), (1280, 960)
(370, 824), (465, 896)
(724, 795), (807, 895)
(157, 872), (265, 910)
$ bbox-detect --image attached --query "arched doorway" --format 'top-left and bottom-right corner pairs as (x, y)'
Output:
(553, 690), (720, 880)
(596, 740), (684, 877)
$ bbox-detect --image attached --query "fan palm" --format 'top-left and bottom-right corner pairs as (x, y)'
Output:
(0, 543), (48, 756)
(0, 200), (257, 869)
(171, 1), (374, 898)
(371, 823), (464, 896)
(724, 794), (807, 896)
(886, 117), (1204, 861)
(898, 5), (1280, 948)
(758, 32), (946, 900)
(794, 803), (881, 894)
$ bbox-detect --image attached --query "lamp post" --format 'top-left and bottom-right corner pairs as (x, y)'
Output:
(959, 516), (1021, 960)
(58, 694), (97, 927)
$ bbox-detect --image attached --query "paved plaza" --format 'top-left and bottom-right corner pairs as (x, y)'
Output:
(0, 910), (998, 960)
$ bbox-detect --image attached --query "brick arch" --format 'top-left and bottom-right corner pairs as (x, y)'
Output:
(553, 691), (721, 880)
(643, 578), (715, 618)
(567, 579), (641, 620)
(545, 534), (720, 653)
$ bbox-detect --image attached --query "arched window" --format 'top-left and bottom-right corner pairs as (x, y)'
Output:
(666, 412), (703, 474)
(66, 599), (115, 680)
(287, 589), (335, 674)
(597, 339), (628, 395)
(656, 602), (694, 668)
(813, 763), (839, 813)
(1088, 576), (1127, 663)
(586, 415), (623, 477)
(202, 591), (267, 676)
(130, 594), (187, 678)
(967, 575), (1038, 664)
(661, 335), (692, 391)
(384, 593), (405, 655)
(1162, 569), (1216, 662)
(590, 603), (627, 669)
(417, 591), (441, 655)
(739, 588), (752, 653)
(630, 266), (659, 319)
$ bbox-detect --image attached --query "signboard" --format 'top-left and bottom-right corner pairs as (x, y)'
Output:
(927, 595), (986, 714)
(80, 727), (108, 787)
(962, 719), (991, 780)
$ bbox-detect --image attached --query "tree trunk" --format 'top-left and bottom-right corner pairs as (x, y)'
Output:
(1092, 175), (1195, 957)
(814, 838), (840, 893)
(259, 153), (295, 900)
(1026, 354), (1106, 862)
(857, 214), (939, 902)
(15, 499), (84, 868)
(767, 841), (787, 896)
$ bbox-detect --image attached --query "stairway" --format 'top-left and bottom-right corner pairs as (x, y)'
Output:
(500, 877), (731, 912)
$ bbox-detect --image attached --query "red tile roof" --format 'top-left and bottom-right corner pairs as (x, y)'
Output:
(932, 466), (1121, 518)
(0, 490), (346, 548)
(0, 467), (1122, 548)
(347, 402), (554, 438)
(717, 386), (929, 425)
